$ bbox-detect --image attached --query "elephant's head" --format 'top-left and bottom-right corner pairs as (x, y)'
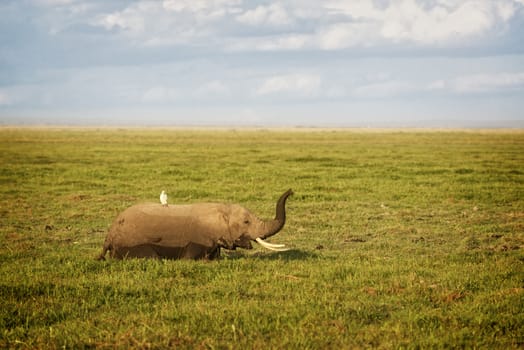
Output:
(222, 189), (293, 251)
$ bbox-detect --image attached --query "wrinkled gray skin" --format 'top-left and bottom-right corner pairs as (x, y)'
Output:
(97, 189), (293, 260)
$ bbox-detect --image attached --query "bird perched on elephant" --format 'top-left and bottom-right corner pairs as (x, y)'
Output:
(97, 189), (293, 260)
(159, 190), (168, 207)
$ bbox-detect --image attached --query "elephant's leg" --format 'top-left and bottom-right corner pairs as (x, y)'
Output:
(180, 242), (208, 259)
(207, 246), (221, 260)
(115, 245), (161, 259)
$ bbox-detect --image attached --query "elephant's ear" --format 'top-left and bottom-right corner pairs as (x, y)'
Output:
(223, 210), (237, 234)
(218, 209), (252, 249)
(220, 211), (229, 226)
(215, 210), (236, 249)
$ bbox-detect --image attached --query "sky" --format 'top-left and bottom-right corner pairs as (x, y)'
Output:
(1, 0), (524, 127)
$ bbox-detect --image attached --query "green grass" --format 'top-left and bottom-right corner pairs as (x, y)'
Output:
(1, 127), (523, 349)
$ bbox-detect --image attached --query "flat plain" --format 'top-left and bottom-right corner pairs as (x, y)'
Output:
(0, 128), (523, 349)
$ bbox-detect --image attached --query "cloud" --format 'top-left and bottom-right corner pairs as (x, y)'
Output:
(162, 0), (242, 24)
(0, 91), (12, 106)
(236, 3), (292, 26)
(141, 86), (179, 103)
(232, 0), (524, 51)
(326, 0), (522, 45)
(228, 33), (309, 51)
(440, 72), (524, 94)
(93, 3), (149, 33)
(256, 74), (322, 97)
(316, 22), (375, 50)
(87, 0), (524, 51)
(352, 70), (524, 98)
(33, 0), (75, 6)
(2, 0), (524, 127)
(196, 80), (231, 97)
(162, 0), (241, 13)
(162, 0), (209, 12)
(352, 80), (415, 98)
(90, 0), (241, 46)
(427, 79), (446, 91)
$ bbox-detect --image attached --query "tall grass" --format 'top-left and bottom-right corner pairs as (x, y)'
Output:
(1, 128), (523, 348)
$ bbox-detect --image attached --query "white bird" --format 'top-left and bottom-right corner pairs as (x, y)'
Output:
(160, 190), (168, 207)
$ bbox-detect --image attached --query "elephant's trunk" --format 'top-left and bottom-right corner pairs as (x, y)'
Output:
(260, 189), (293, 239)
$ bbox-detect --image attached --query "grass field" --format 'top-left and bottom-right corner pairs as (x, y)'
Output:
(0, 127), (523, 349)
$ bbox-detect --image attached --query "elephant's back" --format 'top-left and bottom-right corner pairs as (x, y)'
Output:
(124, 202), (226, 217)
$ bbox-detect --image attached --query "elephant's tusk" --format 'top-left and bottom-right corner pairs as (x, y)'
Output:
(255, 238), (286, 248)
(255, 238), (290, 251)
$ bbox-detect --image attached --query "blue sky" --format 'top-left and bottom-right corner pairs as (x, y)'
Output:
(1, 0), (524, 127)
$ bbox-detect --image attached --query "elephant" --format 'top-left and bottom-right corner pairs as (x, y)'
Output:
(97, 189), (293, 260)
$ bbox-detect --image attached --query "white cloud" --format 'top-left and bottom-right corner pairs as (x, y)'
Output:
(351, 70), (524, 98)
(0, 91), (12, 106)
(93, 5), (148, 33)
(453, 72), (524, 93)
(402, 1), (493, 42)
(352, 80), (415, 98)
(317, 22), (374, 50)
(427, 79), (446, 90)
(33, 0), (74, 6)
(497, 1), (518, 21)
(257, 74), (321, 96)
(236, 3), (292, 26)
(326, 0), (522, 45)
(326, 0), (380, 19)
(230, 21), (373, 52)
(162, 0), (205, 12)
(91, 0), (241, 45)
(163, 0), (241, 13)
(428, 72), (524, 94)
(162, 0), (241, 24)
(239, 34), (309, 51)
(142, 86), (179, 103)
(196, 80), (231, 96)
(88, 0), (524, 51)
